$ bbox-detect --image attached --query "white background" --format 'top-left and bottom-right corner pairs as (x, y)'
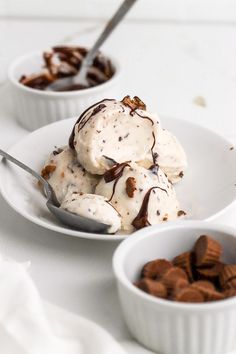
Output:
(1, 0), (236, 21)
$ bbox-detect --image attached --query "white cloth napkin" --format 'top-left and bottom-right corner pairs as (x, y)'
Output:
(0, 257), (126, 354)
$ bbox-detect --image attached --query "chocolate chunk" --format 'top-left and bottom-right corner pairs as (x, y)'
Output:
(223, 289), (236, 298)
(177, 210), (186, 217)
(196, 262), (224, 281)
(201, 289), (224, 302)
(191, 280), (215, 291)
(126, 177), (136, 198)
(121, 95), (146, 111)
(135, 279), (167, 299)
(219, 265), (236, 287)
(142, 259), (172, 279)
(19, 72), (54, 90)
(191, 281), (223, 301)
(193, 235), (222, 267)
(173, 252), (194, 281)
(223, 278), (236, 290)
(174, 287), (204, 303)
(162, 267), (189, 292)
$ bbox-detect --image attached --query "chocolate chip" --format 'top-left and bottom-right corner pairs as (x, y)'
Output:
(177, 210), (186, 217)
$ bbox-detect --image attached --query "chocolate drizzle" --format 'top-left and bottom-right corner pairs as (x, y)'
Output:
(150, 132), (158, 164)
(91, 103), (106, 116)
(132, 186), (168, 230)
(68, 98), (114, 149)
(149, 164), (159, 176)
(148, 132), (159, 176)
(104, 162), (130, 183)
(131, 110), (154, 126)
(103, 162), (130, 201)
(103, 155), (117, 166)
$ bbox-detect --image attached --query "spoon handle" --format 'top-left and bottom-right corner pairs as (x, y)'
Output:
(0, 148), (60, 206)
(0, 149), (45, 184)
(78, 0), (138, 80)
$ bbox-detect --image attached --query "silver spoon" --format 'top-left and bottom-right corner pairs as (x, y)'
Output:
(47, 0), (138, 91)
(0, 149), (110, 233)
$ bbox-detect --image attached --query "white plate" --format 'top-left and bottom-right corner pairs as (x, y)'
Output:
(1, 117), (236, 241)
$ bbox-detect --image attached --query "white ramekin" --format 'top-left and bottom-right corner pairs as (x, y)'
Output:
(8, 51), (121, 131)
(113, 221), (236, 354)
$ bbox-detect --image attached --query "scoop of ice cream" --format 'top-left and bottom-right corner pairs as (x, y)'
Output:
(95, 162), (182, 232)
(155, 129), (187, 183)
(41, 146), (98, 203)
(60, 192), (121, 234)
(69, 96), (160, 175)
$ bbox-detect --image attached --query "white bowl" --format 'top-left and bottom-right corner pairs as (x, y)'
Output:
(8, 51), (121, 131)
(1, 118), (236, 241)
(113, 221), (236, 354)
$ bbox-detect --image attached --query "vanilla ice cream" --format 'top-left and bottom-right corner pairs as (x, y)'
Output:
(155, 129), (187, 183)
(41, 146), (99, 203)
(69, 96), (160, 175)
(96, 162), (181, 232)
(60, 192), (121, 234)
(40, 95), (187, 234)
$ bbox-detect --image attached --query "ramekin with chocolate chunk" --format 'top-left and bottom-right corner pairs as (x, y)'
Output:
(135, 234), (236, 303)
(8, 49), (120, 130)
(19, 46), (115, 91)
(113, 221), (236, 354)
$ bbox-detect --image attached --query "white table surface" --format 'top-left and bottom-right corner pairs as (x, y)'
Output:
(1, 18), (236, 353)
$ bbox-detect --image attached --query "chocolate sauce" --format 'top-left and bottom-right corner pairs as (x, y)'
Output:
(91, 103), (106, 116)
(103, 155), (117, 166)
(132, 186), (168, 230)
(103, 162), (130, 202)
(19, 46), (114, 92)
(68, 99), (114, 149)
(150, 132), (158, 164)
(104, 162), (130, 183)
(149, 164), (159, 176)
(132, 111), (154, 126)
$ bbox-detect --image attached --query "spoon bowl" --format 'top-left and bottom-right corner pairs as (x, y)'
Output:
(0, 149), (110, 234)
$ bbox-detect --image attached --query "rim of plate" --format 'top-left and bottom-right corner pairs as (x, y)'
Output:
(0, 116), (236, 241)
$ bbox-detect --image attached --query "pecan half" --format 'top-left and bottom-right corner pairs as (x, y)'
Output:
(121, 95), (146, 111)
(126, 177), (136, 198)
(41, 164), (56, 180)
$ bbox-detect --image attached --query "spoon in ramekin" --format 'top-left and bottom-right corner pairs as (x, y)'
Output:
(47, 0), (138, 91)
